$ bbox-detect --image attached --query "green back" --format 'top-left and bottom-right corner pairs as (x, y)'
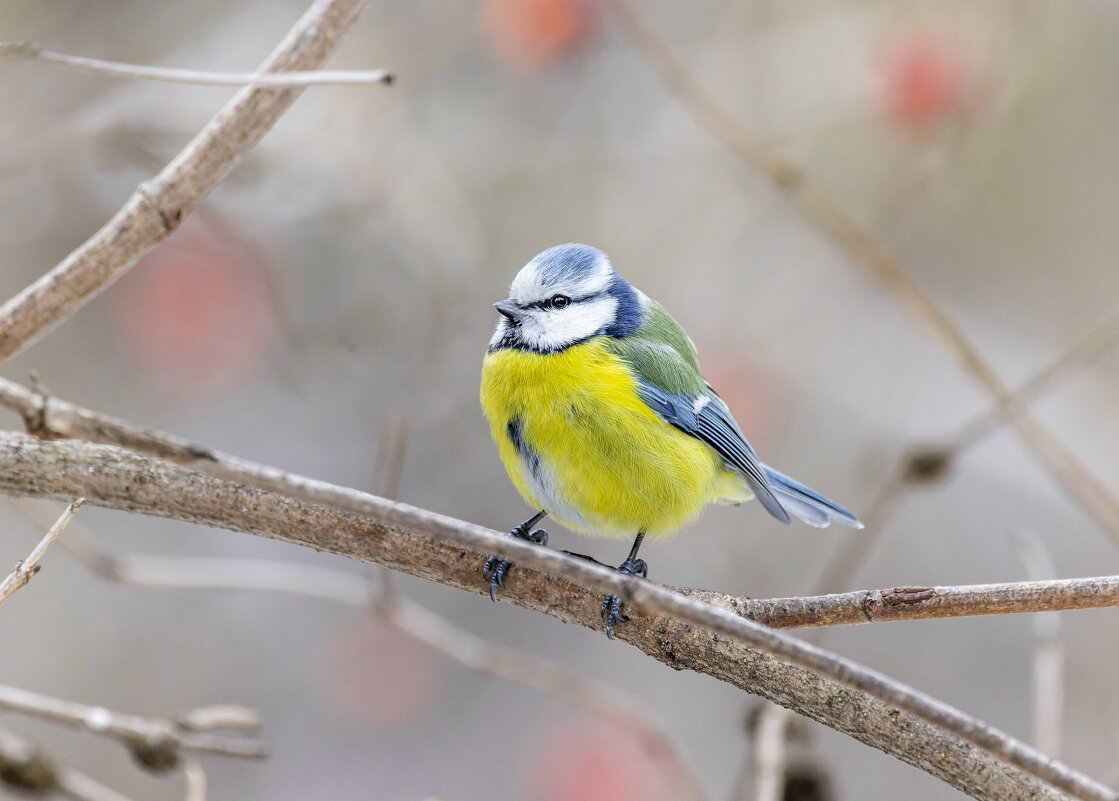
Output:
(603, 299), (706, 396)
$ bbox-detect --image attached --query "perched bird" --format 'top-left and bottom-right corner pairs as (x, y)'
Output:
(480, 244), (861, 637)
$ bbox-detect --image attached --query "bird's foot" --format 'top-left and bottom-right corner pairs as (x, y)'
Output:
(482, 523), (548, 602)
(599, 556), (648, 639)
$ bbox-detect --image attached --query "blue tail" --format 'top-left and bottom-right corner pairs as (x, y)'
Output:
(761, 465), (863, 529)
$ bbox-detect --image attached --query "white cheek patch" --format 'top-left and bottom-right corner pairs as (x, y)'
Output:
(517, 296), (618, 352)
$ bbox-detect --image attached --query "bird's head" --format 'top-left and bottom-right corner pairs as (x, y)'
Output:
(489, 244), (644, 353)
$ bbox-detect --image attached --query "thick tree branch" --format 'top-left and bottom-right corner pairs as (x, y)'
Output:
(5, 379), (1116, 629)
(0, 0), (374, 363)
(609, 0), (1119, 543)
(0, 433), (1109, 801)
(0, 42), (393, 87)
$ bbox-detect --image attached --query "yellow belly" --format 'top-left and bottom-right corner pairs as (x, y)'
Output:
(480, 339), (748, 538)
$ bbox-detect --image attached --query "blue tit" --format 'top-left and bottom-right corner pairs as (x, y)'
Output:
(480, 243), (861, 637)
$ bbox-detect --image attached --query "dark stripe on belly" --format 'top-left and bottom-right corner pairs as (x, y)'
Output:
(507, 417), (541, 481)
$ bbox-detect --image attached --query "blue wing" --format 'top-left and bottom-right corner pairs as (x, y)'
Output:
(635, 380), (792, 524)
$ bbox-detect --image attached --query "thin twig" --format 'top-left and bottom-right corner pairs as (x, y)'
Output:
(0, 42), (393, 87)
(0, 497), (83, 603)
(609, 0), (1119, 544)
(0, 684), (267, 763)
(0, 0), (375, 363)
(371, 418), (408, 604)
(945, 304), (1119, 451)
(0, 728), (136, 801)
(183, 760), (207, 801)
(0, 433), (1107, 801)
(175, 705), (261, 734)
(712, 575), (1119, 629)
(375, 596), (706, 801)
(750, 703), (795, 801)
(1016, 533), (1065, 758)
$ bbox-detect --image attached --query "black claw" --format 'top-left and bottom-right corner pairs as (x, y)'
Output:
(483, 515), (549, 601)
(600, 594), (628, 639)
(598, 553), (648, 639)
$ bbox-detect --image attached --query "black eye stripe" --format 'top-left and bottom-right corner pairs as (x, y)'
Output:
(526, 293), (591, 310)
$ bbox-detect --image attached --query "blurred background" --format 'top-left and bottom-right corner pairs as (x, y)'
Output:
(2, 0), (1119, 798)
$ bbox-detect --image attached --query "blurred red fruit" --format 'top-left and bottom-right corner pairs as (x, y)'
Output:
(525, 718), (677, 801)
(111, 215), (279, 401)
(876, 30), (967, 132)
(699, 348), (785, 452)
(483, 0), (600, 68)
(325, 615), (441, 728)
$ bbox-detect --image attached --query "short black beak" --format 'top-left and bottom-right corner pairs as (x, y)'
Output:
(494, 299), (521, 321)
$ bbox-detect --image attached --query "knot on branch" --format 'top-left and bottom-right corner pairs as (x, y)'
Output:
(0, 744), (58, 793)
(903, 448), (954, 484)
(127, 732), (181, 773)
(0, 42), (43, 61)
(860, 586), (937, 621)
(135, 183), (182, 234)
(882, 587), (936, 607)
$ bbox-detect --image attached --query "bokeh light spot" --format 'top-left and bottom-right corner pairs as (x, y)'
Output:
(483, 0), (600, 68)
(875, 30), (966, 132)
(111, 214), (280, 402)
(524, 717), (679, 801)
(699, 348), (785, 452)
(324, 615), (442, 728)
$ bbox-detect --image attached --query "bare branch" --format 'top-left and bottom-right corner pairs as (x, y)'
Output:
(609, 0), (1119, 544)
(0, 728), (136, 801)
(370, 418), (408, 604)
(5, 381), (1117, 627)
(0, 376), (404, 518)
(377, 595), (706, 800)
(0, 0), (374, 364)
(1017, 534), (1065, 759)
(946, 304), (1119, 450)
(175, 706), (261, 734)
(0, 498), (83, 603)
(719, 575), (1119, 629)
(0, 41), (393, 87)
(749, 703), (795, 801)
(0, 684), (267, 764)
(0, 433), (1109, 801)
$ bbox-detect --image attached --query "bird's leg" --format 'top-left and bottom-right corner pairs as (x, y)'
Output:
(600, 531), (648, 639)
(483, 510), (548, 602)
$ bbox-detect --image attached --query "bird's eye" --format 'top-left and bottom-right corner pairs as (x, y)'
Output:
(551, 294), (570, 309)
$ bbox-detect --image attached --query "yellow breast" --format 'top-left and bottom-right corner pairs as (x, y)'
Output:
(480, 338), (735, 538)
